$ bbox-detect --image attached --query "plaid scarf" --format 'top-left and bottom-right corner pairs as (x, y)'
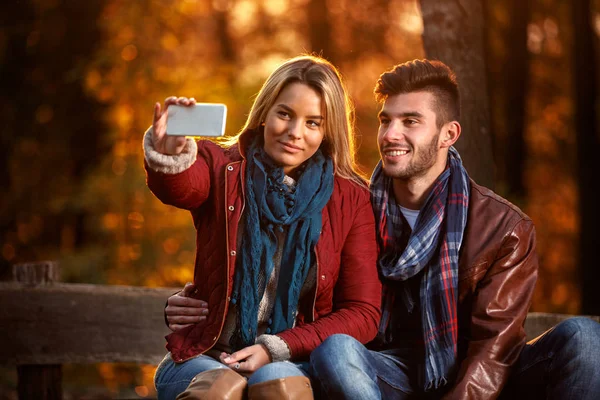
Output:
(370, 147), (470, 391)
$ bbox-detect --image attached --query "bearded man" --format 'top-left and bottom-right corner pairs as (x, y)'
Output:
(309, 59), (600, 400)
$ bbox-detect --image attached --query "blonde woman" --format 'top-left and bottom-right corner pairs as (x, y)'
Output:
(144, 55), (381, 399)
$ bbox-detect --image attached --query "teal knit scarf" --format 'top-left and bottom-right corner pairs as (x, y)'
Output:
(230, 137), (334, 350)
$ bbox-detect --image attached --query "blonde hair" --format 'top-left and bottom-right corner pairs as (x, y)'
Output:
(224, 55), (366, 186)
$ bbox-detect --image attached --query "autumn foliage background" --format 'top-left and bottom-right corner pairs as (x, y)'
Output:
(1, 0), (599, 397)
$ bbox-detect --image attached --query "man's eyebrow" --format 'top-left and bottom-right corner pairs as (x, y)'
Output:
(277, 104), (324, 120)
(378, 110), (425, 119)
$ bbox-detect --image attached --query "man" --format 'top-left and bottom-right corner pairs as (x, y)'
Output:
(309, 59), (600, 399)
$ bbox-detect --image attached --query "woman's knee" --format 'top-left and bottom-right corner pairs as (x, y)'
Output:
(155, 355), (226, 387)
(248, 361), (306, 385)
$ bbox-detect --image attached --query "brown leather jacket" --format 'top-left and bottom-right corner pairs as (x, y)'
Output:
(442, 180), (538, 399)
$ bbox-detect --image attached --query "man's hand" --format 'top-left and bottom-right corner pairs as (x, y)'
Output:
(219, 344), (272, 374)
(165, 282), (209, 331)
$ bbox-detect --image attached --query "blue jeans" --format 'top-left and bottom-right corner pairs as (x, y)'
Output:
(310, 334), (417, 399)
(310, 317), (600, 399)
(154, 354), (310, 400)
(500, 316), (600, 400)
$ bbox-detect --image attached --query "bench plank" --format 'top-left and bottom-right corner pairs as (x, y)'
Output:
(0, 283), (177, 365)
(2, 282), (599, 366)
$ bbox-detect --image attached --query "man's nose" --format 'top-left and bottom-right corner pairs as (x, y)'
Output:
(382, 120), (403, 141)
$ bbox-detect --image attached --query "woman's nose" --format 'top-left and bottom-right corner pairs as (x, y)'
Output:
(287, 121), (302, 139)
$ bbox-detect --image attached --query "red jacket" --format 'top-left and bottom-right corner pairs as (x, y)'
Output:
(146, 137), (382, 363)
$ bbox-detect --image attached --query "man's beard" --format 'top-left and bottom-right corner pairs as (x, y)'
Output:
(383, 132), (440, 180)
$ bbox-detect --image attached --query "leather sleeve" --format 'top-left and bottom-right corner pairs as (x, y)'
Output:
(443, 219), (538, 399)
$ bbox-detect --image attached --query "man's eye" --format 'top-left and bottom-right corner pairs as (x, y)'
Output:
(379, 119), (390, 125)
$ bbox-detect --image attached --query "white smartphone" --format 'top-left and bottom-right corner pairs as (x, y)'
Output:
(166, 103), (227, 137)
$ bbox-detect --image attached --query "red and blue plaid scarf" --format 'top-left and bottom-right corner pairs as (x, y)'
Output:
(370, 147), (470, 391)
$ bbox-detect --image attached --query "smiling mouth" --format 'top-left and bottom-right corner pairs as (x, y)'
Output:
(384, 149), (409, 156)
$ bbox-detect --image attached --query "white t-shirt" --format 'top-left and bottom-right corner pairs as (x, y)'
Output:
(399, 205), (420, 230)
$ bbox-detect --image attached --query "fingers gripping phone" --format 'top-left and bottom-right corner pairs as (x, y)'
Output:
(166, 103), (227, 137)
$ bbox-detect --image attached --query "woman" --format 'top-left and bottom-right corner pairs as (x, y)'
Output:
(144, 55), (381, 400)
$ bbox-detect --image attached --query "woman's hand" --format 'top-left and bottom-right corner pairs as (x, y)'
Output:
(220, 344), (272, 374)
(165, 282), (209, 331)
(152, 96), (197, 155)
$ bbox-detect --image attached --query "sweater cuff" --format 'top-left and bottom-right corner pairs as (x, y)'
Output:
(143, 127), (198, 174)
(256, 334), (291, 362)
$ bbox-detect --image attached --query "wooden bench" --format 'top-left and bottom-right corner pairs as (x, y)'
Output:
(1, 262), (598, 399)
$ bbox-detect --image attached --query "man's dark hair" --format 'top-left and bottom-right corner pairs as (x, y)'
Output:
(374, 59), (460, 129)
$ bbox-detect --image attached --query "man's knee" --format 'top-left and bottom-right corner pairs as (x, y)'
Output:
(310, 334), (381, 399)
(553, 317), (600, 357)
(311, 334), (363, 367)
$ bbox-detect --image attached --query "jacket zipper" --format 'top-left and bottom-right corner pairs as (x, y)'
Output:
(311, 250), (320, 322)
(181, 160), (243, 362)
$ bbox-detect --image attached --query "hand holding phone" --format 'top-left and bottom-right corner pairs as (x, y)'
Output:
(152, 97), (227, 156)
(152, 97), (190, 156)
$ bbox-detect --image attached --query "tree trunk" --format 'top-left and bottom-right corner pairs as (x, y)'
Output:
(214, 4), (235, 63)
(307, 0), (336, 63)
(502, 0), (530, 202)
(419, 0), (494, 188)
(572, 0), (600, 315)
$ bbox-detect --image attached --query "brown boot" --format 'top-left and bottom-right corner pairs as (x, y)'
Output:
(176, 368), (247, 400)
(247, 376), (313, 400)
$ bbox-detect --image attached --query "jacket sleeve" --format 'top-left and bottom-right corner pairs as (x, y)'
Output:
(143, 127), (212, 210)
(276, 189), (382, 360)
(442, 219), (538, 400)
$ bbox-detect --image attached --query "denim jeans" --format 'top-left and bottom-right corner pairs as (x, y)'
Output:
(310, 334), (417, 399)
(500, 316), (600, 400)
(310, 317), (600, 399)
(154, 354), (310, 400)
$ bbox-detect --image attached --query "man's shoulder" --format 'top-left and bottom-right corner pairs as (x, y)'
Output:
(469, 179), (532, 223)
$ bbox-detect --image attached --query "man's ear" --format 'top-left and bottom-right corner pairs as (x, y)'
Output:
(440, 121), (461, 148)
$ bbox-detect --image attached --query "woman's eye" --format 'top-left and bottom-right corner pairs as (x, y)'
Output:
(307, 120), (321, 128)
(277, 111), (290, 118)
